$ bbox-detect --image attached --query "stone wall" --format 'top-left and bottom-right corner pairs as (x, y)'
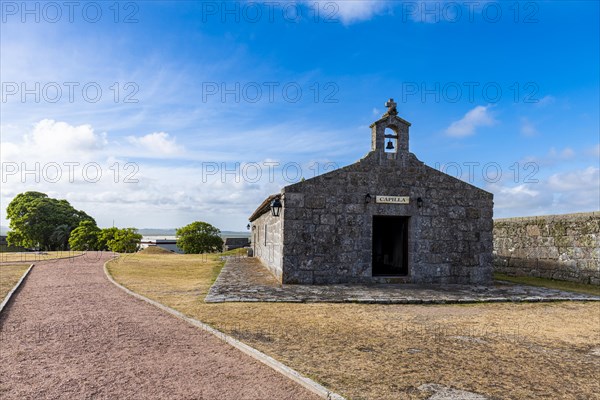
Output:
(252, 210), (284, 281)
(278, 112), (494, 285)
(281, 151), (494, 285)
(249, 111), (494, 285)
(493, 212), (600, 285)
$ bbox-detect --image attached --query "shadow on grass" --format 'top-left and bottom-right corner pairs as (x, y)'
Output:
(495, 273), (600, 296)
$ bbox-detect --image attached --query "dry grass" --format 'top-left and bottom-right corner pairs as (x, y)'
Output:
(108, 253), (222, 309)
(0, 251), (84, 263)
(0, 264), (31, 301)
(107, 254), (600, 400)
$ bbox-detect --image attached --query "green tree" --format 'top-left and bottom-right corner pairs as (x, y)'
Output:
(101, 227), (142, 253)
(50, 224), (72, 250)
(97, 227), (118, 251)
(68, 220), (102, 251)
(176, 221), (223, 254)
(6, 192), (94, 250)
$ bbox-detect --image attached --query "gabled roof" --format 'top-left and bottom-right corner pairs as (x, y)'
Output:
(369, 113), (412, 128)
(248, 193), (280, 222)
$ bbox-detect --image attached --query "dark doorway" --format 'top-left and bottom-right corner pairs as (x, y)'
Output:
(372, 216), (409, 276)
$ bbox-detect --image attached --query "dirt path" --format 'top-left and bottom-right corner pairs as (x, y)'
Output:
(0, 252), (321, 399)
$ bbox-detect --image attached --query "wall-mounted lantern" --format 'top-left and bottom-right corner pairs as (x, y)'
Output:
(417, 197), (423, 208)
(246, 223), (251, 230)
(271, 198), (282, 217)
(365, 193), (372, 204)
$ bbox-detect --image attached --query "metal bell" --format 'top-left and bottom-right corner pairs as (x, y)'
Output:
(386, 140), (395, 150)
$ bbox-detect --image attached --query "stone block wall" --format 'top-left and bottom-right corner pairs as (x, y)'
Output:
(493, 212), (600, 285)
(251, 211), (284, 281)
(281, 150), (494, 285)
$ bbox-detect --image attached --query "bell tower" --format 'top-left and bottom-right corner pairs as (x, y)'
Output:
(370, 98), (411, 159)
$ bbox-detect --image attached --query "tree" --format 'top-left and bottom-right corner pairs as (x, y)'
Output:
(68, 220), (102, 251)
(50, 224), (72, 250)
(176, 221), (223, 254)
(97, 227), (118, 251)
(101, 227), (142, 253)
(6, 192), (95, 250)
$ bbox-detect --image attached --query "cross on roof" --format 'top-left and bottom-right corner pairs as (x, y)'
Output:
(385, 98), (398, 116)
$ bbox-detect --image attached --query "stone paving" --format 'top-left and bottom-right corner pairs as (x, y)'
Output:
(205, 257), (600, 303)
(418, 384), (489, 400)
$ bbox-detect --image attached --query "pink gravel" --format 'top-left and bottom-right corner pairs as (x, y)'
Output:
(0, 252), (322, 399)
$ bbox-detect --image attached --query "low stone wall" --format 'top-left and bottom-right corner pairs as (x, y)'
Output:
(493, 212), (599, 285)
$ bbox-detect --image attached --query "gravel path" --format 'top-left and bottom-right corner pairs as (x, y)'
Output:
(0, 252), (321, 399)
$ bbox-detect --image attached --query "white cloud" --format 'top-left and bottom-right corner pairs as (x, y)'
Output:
(126, 132), (183, 156)
(548, 147), (575, 160)
(490, 183), (550, 217)
(520, 117), (538, 136)
(488, 166), (600, 217)
(547, 166), (598, 192)
(0, 120), (340, 230)
(520, 147), (579, 169)
(535, 95), (556, 108)
(586, 143), (600, 158)
(324, 0), (388, 24)
(25, 119), (107, 155)
(445, 105), (496, 137)
(0, 142), (20, 161)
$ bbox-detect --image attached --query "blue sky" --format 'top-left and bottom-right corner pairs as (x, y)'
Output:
(1, 0), (598, 231)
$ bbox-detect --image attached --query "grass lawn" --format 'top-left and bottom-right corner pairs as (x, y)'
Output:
(0, 264), (31, 301)
(0, 251), (84, 263)
(107, 253), (600, 400)
(495, 273), (600, 296)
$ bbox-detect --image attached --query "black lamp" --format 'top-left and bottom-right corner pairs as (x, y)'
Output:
(365, 193), (372, 204)
(246, 223), (251, 230)
(271, 198), (282, 217)
(417, 197), (423, 208)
